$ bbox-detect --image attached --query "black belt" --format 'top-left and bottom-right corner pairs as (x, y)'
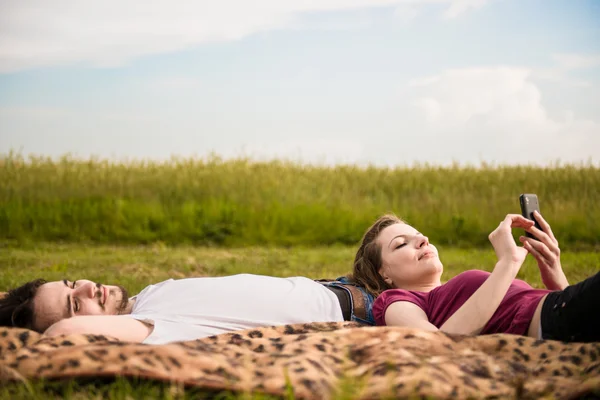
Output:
(326, 285), (352, 321)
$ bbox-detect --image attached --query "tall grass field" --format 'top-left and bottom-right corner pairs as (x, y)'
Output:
(1, 153), (599, 248)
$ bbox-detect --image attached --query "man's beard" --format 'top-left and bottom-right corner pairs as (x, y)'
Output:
(112, 285), (130, 314)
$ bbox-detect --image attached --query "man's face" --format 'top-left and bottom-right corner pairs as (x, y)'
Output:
(33, 279), (129, 332)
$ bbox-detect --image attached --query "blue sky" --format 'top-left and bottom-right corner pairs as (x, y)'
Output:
(0, 0), (598, 166)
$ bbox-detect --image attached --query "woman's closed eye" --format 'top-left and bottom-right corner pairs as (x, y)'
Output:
(395, 243), (407, 250)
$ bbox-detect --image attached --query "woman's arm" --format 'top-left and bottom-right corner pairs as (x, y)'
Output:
(44, 315), (153, 342)
(437, 259), (521, 335)
(384, 301), (438, 331)
(385, 214), (533, 335)
(384, 261), (521, 335)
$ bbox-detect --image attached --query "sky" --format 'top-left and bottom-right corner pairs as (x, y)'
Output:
(0, 0), (599, 166)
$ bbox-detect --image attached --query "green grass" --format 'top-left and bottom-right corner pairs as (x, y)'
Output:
(1, 243), (598, 399)
(2, 243), (598, 293)
(1, 153), (599, 248)
(0, 376), (281, 400)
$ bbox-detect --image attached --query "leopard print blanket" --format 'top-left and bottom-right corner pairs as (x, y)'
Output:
(1, 322), (599, 399)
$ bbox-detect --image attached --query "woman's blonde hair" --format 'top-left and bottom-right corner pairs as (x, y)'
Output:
(348, 214), (404, 298)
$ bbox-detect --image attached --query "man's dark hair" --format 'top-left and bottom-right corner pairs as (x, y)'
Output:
(0, 279), (47, 332)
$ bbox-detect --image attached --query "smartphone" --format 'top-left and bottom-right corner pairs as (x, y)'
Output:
(519, 193), (542, 239)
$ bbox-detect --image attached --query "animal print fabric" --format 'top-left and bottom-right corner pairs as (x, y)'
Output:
(1, 322), (599, 399)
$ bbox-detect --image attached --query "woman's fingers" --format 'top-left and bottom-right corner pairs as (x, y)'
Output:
(525, 223), (560, 254)
(521, 240), (544, 262)
(503, 214), (535, 228)
(493, 215), (532, 237)
(533, 210), (557, 244)
(526, 225), (552, 244)
(520, 236), (556, 263)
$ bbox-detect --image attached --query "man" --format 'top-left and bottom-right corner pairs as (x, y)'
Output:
(0, 274), (374, 344)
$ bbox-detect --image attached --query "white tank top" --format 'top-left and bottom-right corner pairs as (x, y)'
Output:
(127, 274), (343, 344)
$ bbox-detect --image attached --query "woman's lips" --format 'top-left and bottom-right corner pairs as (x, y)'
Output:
(419, 251), (436, 260)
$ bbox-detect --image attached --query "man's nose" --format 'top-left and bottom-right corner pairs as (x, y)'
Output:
(75, 281), (97, 299)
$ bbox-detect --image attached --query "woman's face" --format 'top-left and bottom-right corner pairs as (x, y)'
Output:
(376, 222), (443, 289)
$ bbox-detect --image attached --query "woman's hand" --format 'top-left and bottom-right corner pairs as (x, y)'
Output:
(488, 214), (534, 267)
(519, 211), (569, 291)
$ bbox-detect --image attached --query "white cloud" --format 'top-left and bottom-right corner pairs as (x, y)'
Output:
(531, 68), (591, 88)
(442, 0), (489, 19)
(412, 67), (550, 125)
(531, 53), (600, 88)
(393, 4), (421, 22)
(1, 0), (490, 73)
(146, 76), (204, 91)
(2, 65), (598, 166)
(408, 66), (600, 165)
(553, 53), (600, 70)
(393, 0), (490, 21)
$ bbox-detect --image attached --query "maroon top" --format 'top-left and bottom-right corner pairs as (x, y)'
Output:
(373, 270), (549, 335)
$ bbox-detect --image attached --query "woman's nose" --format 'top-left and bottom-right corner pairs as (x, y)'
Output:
(417, 235), (429, 248)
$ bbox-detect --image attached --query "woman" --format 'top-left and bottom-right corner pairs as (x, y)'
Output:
(350, 212), (599, 342)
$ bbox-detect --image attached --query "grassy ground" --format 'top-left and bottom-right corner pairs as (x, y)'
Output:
(1, 243), (599, 399)
(2, 243), (599, 293)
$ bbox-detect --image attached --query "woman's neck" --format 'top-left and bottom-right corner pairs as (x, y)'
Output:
(397, 280), (441, 293)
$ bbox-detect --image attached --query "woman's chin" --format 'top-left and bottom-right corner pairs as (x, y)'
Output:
(428, 261), (443, 276)
(422, 258), (442, 269)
